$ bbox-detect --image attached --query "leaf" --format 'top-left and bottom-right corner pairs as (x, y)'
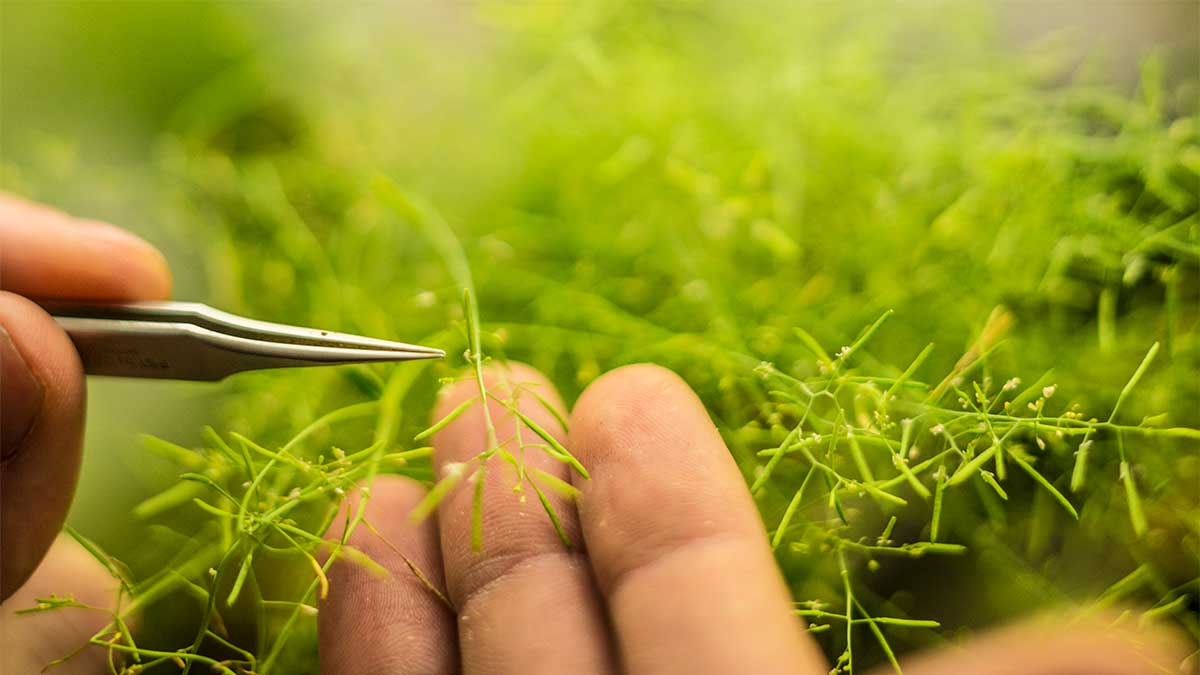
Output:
(885, 342), (934, 398)
(834, 309), (894, 372)
(1010, 452), (1078, 520)
(529, 478), (572, 548)
(414, 397), (476, 441)
(979, 471), (1008, 500)
(410, 464), (465, 523)
(226, 548), (254, 606)
(530, 467), (581, 500)
(511, 407), (589, 479)
(1108, 342), (1160, 423)
(140, 435), (205, 470)
(471, 463), (486, 551)
(133, 481), (205, 519)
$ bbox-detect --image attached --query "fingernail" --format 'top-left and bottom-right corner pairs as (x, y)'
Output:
(1, 327), (44, 459)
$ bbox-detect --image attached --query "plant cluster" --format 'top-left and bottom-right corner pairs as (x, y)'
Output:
(6, 1), (1197, 672)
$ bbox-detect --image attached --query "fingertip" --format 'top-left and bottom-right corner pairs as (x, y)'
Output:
(86, 220), (173, 300)
(434, 361), (563, 421)
(0, 195), (173, 301)
(431, 362), (566, 471)
(892, 609), (1194, 675)
(56, 218), (174, 301)
(575, 363), (697, 417)
(570, 363), (716, 474)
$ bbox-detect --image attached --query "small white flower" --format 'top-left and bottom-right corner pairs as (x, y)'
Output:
(931, 423), (945, 435)
(836, 346), (851, 358)
(1042, 385), (1057, 399)
(1003, 377), (1021, 392)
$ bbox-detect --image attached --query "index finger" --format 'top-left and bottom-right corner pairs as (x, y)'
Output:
(0, 193), (171, 300)
(568, 364), (828, 675)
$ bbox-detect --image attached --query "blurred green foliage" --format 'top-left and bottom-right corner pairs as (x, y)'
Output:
(3, 1), (1198, 672)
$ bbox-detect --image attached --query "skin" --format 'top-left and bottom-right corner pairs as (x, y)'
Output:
(0, 192), (1190, 674)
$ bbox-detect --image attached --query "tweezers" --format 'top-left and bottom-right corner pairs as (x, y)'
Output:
(44, 301), (444, 381)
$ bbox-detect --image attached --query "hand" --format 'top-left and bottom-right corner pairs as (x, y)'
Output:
(0, 192), (171, 672)
(318, 363), (1188, 675)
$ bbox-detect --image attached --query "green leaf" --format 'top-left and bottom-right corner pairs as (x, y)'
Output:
(414, 397), (476, 441)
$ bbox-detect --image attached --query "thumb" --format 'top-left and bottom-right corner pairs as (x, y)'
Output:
(1, 291), (86, 601)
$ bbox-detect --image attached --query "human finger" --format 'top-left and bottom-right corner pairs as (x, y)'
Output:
(878, 610), (1191, 675)
(318, 476), (457, 675)
(0, 192), (171, 301)
(432, 363), (616, 675)
(568, 364), (827, 675)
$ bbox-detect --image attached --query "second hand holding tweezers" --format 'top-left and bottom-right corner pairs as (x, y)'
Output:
(45, 301), (444, 381)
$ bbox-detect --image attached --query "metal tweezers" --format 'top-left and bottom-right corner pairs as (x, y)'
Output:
(44, 301), (444, 381)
